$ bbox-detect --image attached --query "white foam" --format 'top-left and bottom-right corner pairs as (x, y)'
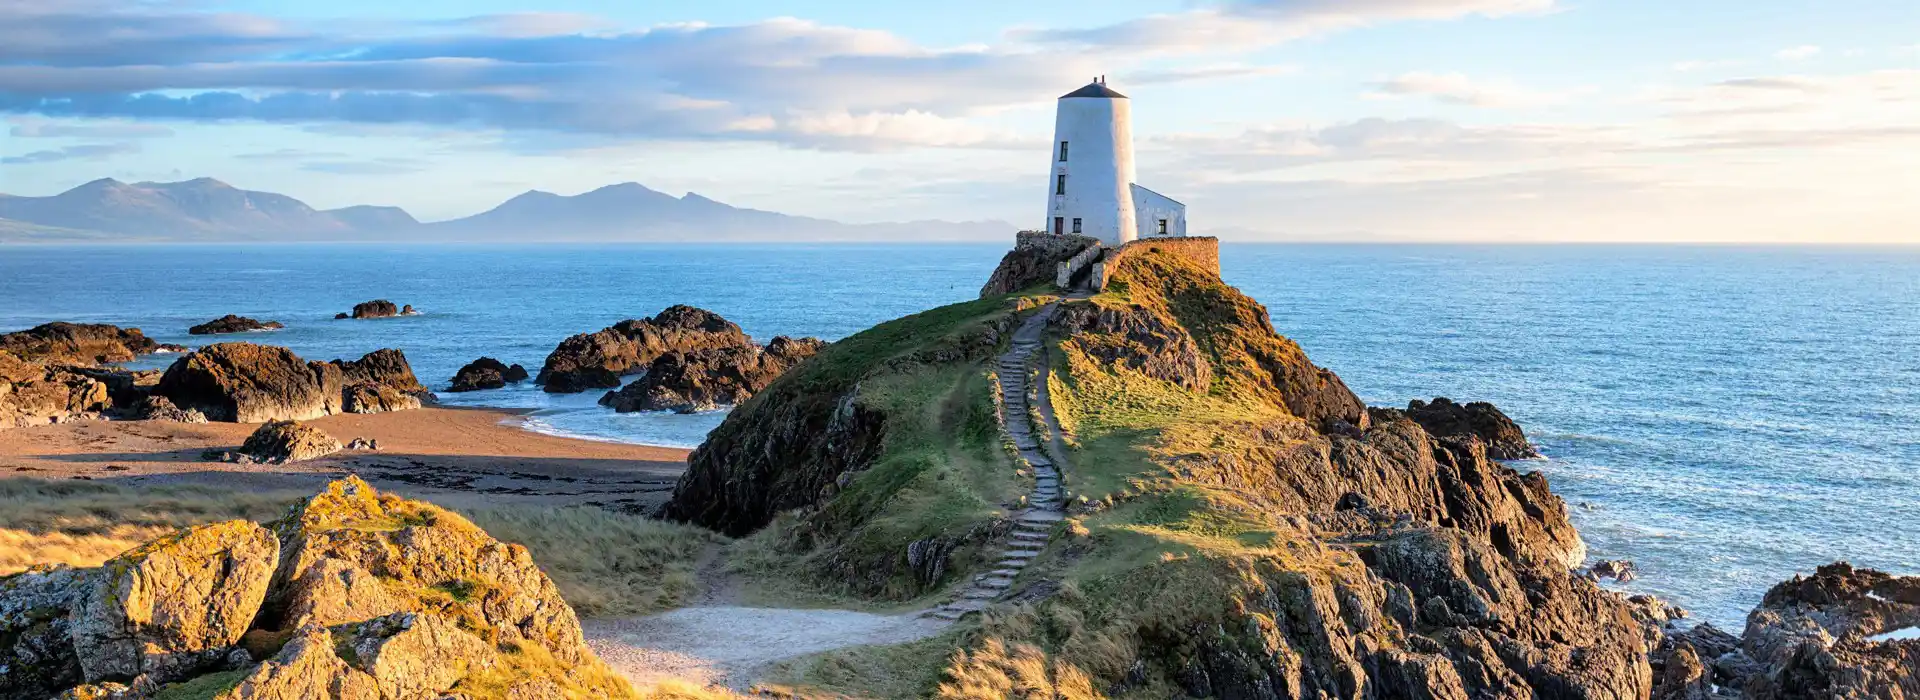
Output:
(1868, 627), (1920, 643)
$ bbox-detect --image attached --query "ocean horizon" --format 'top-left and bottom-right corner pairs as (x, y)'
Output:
(3, 241), (1916, 627)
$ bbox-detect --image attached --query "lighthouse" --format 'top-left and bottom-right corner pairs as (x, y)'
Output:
(1042, 78), (1185, 246)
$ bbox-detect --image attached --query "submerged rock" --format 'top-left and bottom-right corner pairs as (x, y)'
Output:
(1405, 396), (1540, 460)
(240, 420), (342, 463)
(537, 305), (752, 394)
(598, 335), (824, 413)
(188, 315), (284, 335)
(447, 357), (529, 392)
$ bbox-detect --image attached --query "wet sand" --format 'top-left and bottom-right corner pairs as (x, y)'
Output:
(0, 407), (692, 512)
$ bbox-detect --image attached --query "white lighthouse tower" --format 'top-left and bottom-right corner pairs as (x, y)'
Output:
(1042, 78), (1184, 246)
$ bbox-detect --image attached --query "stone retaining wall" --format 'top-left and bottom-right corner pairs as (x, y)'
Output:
(1090, 237), (1220, 291)
(979, 231), (1103, 297)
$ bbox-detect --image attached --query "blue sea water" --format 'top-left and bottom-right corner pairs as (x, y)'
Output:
(2, 243), (1916, 626)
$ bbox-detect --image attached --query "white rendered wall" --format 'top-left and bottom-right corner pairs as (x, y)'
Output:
(1045, 96), (1137, 246)
(1131, 184), (1187, 238)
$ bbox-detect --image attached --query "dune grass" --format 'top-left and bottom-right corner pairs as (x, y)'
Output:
(0, 478), (714, 619)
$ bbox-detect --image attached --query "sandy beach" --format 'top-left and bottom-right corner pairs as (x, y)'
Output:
(0, 407), (692, 511)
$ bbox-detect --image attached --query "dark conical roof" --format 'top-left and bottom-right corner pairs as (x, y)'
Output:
(1061, 82), (1127, 99)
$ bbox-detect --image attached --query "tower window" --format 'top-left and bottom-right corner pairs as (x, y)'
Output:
(1072, 218), (1082, 234)
(1059, 141), (1069, 161)
(1158, 219), (1168, 235)
(1055, 174), (1066, 195)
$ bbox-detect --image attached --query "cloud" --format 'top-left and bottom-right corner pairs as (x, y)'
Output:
(8, 120), (174, 138)
(0, 1), (1549, 150)
(299, 157), (427, 175)
(1367, 71), (1589, 108)
(0, 142), (141, 164)
(1028, 0), (1555, 51)
(1671, 59), (1741, 72)
(1775, 45), (1821, 60)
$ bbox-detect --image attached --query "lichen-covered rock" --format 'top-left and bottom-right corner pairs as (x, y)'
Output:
(1406, 397), (1540, 460)
(344, 613), (496, 700)
(0, 322), (161, 366)
(240, 420), (342, 464)
(446, 357), (528, 393)
(348, 300), (399, 319)
(267, 477), (590, 664)
(598, 335), (824, 413)
(217, 626), (380, 699)
(130, 395), (207, 423)
(536, 306), (751, 394)
(282, 559), (406, 630)
(0, 565), (94, 698)
(156, 344), (427, 423)
(189, 316), (284, 336)
(69, 520), (278, 684)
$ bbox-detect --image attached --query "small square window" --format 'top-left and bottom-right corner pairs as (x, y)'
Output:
(1071, 218), (1082, 234)
(1157, 219), (1168, 235)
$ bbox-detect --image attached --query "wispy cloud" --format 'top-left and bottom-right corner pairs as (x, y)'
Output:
(0, 142), (141, 165)
(1367, 71), (1589, 108)
(1026, 0), (1555, 51)
(1775, 45), (1822, 60)
(8, 120), (174, 138)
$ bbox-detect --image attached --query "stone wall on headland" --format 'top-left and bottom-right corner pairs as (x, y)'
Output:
(1090, 236), (1219, 291)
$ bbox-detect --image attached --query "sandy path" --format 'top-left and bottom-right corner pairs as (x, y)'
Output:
(585, 606), (947, 690)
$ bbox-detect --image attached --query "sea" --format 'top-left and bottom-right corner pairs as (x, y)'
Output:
(2, 243), (1916, 627)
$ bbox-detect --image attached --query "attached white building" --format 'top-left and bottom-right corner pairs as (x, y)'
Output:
(1043, 79), (1186, 246)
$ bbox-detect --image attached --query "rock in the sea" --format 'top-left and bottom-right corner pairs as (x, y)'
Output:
(537, 305), (752, 393)
(1737, 562), (1920, 698)
(240, 420), (343, 463)
(155, 343), (429, 422)
(0, 322), (162, 366)
(1592, 558), (1639, 582)
(68, 520), (279, 685)
(348, 300), (401, 319)
(1405, 396), (1541, 460)
(401, 304), (416, 315)
(599, 335), (824, 413)
(188, 315), (284, 335)
(447, 357), (529, 393)
(334, 312), (349, 320)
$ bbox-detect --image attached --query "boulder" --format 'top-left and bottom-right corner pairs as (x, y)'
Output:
(130, 395), (208, 423)
(1405, 397), (1540, 460)
(598, 335), (824, 413)
(0, 565), (94, 698)
(240, 420), (342, 464)
(334, 313), (349, 320)
(188, 315), (285, 336)
(155, 344), (427, 423)
(0, 322), (162, 366)
(400, 304), (415, 315)
(447, 357), (529, 393)
(69, 520), (278, 684)
(348, 300), (400, 319)
(0, 362), (111, 429)
(218, 625), (380, 699)
(536, 305), (751, 394)
(344, 613), (496, 700)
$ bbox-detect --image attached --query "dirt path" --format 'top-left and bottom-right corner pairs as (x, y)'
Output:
(584, 606), (947, 690)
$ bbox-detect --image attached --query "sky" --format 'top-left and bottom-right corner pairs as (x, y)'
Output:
(0, 0), (1916, 242)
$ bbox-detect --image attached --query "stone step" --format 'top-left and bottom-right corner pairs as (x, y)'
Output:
(976, 576), (1016, 589)
(990, 568), (1023, 577)
(1017, 510), (1065, 522)
(962, 588), (1001, 600)
(1003, 547), (1044, 558)
(1011, 534), (1048, 545)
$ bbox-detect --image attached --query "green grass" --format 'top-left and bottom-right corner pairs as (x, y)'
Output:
(156, 669), (246, 700)
(760, 630), (967, 699)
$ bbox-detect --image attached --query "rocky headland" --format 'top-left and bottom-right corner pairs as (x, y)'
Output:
(661, 241), (1916, 697)
(0, 476), (637, 699)
(447, 357), (530, 392)
(155, 343), (433, 422)
(187, 315), (284, 335)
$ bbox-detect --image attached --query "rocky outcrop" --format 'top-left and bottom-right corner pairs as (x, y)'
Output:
(1736, 562), (1920, 698)
(1406, 396), (1540, 460)
(447, 357), (529, 393)
(537, 305), (753, 393)
(0, 356), (111, 429)
(599, 335), (824, 413)
(240, 420), (342, 463)
(188, 315), (284, 335)
(155, 343), (430, 422)
(69, 521), (278, 685)
(0, 322), (163, 366)
(979, 231), (1101, 297)
(128, 395), (207, 423)
(347, 300), (399, 319)
(0, 477), (635, 699)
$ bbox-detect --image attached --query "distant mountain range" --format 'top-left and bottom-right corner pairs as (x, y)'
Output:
(0, 178), (1013, 243)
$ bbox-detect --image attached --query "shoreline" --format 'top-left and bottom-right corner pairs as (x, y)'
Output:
(0, 406), (694, 512)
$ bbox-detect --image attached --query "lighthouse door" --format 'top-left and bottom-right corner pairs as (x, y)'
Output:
(1053, 217), (1064, 235)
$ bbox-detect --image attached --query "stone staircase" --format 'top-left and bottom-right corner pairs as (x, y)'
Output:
(927, 303), (1066, 621)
